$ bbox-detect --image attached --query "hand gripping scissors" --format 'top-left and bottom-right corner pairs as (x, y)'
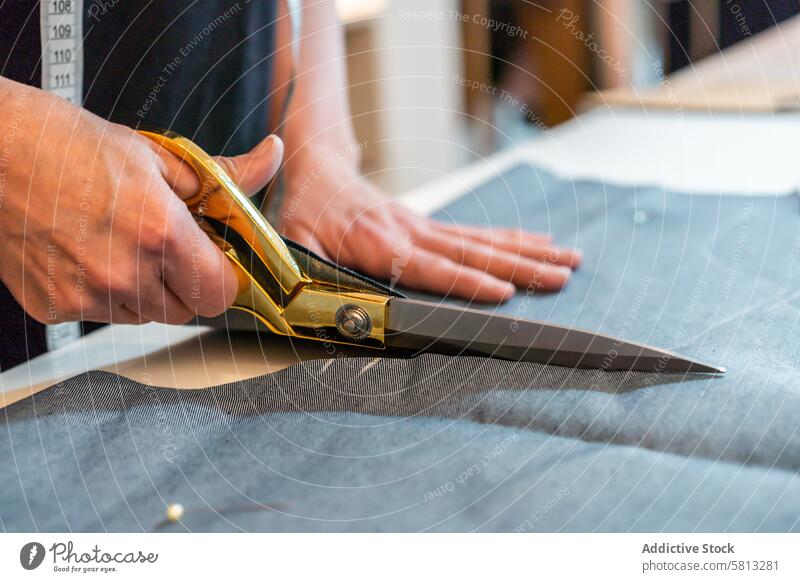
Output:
(139, 129), (725, 374)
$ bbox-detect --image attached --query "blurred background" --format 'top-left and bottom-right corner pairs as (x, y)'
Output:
(333, 0), (800, 193)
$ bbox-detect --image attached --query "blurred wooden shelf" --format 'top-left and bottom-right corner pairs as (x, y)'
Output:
(587, 14), (800, 113)
(336, 0), (388, 26)
(587, 83), (800, 113)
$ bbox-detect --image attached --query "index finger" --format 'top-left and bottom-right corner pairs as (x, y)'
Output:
(159, 188), (240, 317)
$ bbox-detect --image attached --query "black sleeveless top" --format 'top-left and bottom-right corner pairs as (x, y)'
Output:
(0, 1), (278, 369)
(667, 1), (799, 72)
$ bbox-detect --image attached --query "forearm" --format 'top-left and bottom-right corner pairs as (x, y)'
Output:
(596, 0), (632, 88)
(272, 0), (360, 173)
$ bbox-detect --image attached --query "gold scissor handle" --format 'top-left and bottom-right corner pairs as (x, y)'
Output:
(138, 129), (389, 347)
(139, 130), (306, 294)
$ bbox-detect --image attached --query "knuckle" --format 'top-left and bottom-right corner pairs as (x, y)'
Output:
(86, 264), (133, 299)
(194, 289), (227, 318)
(166, 311), (195, 325)
(139, 218), (171, 255)
(182, 272), (226, 318)
(350, 212), (382, 237)
(411, 254), (445, 279)
(107, 272), (135, 299)
(57, 292), (92, 321)
(215, 156), (240, 183)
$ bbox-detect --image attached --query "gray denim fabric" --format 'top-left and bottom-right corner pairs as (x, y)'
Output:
(2, 164), (800, 532)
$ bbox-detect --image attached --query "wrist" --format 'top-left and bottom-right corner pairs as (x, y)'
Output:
(282, 136), (364, 190)
(283, 111), (363, 166)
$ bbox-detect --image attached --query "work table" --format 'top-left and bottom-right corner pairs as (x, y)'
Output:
(2, 15), (800, 406)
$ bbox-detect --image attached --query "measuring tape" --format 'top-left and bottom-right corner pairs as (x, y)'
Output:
(41, 0), (84, 351)
(40, 0), (84, 105)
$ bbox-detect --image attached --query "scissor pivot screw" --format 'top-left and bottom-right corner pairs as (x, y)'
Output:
(336, 305), (372, 341)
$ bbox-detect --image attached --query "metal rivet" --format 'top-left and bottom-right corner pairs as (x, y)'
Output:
(166, 503), (184, 523)
(335, 305), (372, 341)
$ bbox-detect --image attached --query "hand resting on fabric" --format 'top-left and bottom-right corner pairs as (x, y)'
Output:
(277, 148), (583, 303)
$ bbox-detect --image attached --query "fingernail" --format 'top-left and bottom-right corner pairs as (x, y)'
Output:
(258, 134), (282, 154)
(499, 282), (516, 299)
(556, 266), (572, 277)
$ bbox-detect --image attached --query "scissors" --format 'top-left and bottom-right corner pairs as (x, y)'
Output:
(139, 129), (724, 374)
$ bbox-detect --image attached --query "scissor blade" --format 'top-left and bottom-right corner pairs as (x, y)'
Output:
(385, 298), (724, 374)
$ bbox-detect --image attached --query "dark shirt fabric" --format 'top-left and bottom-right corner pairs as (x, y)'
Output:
(719, 0), (799, 49)
(3, 167), (800, 532)
(0, 1), (278, 370)
(669, 1), (799, 72)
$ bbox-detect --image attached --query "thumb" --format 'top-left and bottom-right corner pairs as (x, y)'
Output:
(155, 134), (284, 200)
(214, 134), (284, 197)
